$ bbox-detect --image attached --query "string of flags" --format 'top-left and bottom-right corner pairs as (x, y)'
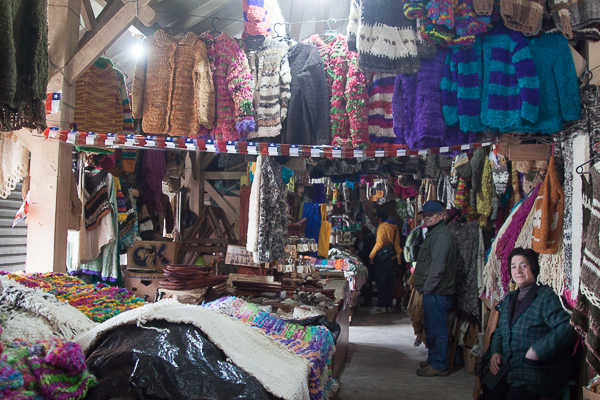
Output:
(45, 92), (61, 115)
(44, 127), (494, 158)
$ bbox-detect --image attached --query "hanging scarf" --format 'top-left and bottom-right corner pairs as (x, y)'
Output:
(84, 169), (111, 231)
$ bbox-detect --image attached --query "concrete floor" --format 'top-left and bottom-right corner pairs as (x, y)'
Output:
(333, 306), (476, 400)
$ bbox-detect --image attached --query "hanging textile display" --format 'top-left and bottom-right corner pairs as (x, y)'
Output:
(531, 157), (564, 254)
(132, 31), (215, 136)
(318, 204), (332, 258)
(367, 73), (397, 144)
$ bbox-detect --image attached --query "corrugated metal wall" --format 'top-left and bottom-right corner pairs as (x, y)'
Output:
(0, 183), (27, 272)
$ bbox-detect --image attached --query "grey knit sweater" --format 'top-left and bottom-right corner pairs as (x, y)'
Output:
(282, 43), (331, 145)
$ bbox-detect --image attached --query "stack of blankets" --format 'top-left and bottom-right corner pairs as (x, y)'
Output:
(160, 265), (228, 290)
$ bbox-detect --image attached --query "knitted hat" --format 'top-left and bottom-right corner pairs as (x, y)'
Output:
(0, 361), (24, 392)
(29, 355), (97, 400)
(243, 0), (271, 38)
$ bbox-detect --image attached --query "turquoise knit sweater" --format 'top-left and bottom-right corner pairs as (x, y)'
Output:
(480, 25), (539, 131)
(501, 33), (581, 134)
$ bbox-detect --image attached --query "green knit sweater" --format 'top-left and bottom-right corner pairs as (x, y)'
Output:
(0, 0), (48, 131)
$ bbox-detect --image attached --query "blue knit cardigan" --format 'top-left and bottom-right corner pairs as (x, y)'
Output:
(501, 33), (580, 134)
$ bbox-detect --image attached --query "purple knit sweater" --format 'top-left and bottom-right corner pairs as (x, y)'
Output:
(392, 48), (472, 150)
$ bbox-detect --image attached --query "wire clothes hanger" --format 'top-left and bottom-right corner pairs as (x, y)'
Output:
(576, 154), (600, 175)
(321, 18), (339, 42)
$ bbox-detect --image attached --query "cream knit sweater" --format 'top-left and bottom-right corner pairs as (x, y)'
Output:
(245, 36), (291, 139)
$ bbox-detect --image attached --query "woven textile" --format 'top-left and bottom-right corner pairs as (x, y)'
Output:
(531, 157), (564, 254)
(0, 338), (97, 400)
(3, 273), (144, 323)
(579, 166), (600, 305)
(132, 31), (215, 136)
(367, 73), (397, 143)
(83, 169), (111, 231)
(0, 131), (29, 199)
(205, 297), (337, 400)
(256, 157), (287, 263)
(572, 291), (600, 373)
(448, 220), (481, 322)
(0, 277), (97, 344)
(75, 299), (312, 400)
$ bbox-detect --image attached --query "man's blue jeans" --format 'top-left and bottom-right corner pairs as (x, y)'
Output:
(423, 293), (453, 371)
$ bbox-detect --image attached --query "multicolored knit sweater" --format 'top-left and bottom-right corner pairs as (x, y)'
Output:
(367, 73), (397, 143)
(501, 33), (580, 134)
(304, 35), (369, 147)
(441, 38), (485, 132)
(480, 25), (539, 131)
(244, 36), (291, 139)
(198, 33), (255, 141)
(392, 48), (471, 150)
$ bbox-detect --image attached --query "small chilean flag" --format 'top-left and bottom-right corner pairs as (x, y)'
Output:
(12, 192), (29, 228)
(46, 91), (61, 115)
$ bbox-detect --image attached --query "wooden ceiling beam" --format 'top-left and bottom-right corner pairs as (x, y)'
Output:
(52, 0), (155, 85)
(80, 0), (97, 31)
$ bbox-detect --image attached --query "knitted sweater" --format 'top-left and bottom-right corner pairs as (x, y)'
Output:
(531, 156), (564, 254)
(419, 0), (490, 48)
(0, 0), (48, 132)
(75, 63), (134, 134)
(198, 33), (255, 141)
(501, 33), (580, 134)
(245, 36), (291, 139)
(132, 31), (215, 136)
(479, 26), (539, 131)
(392, 48), (470, 150)
(355, 0), (421, 74)
(282, 43), (330, 145)
(550, 0), (600, 40)
(441, 38), (485, 132)
(368, 73), (397, 143)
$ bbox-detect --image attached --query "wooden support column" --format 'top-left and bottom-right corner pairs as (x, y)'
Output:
(19, 0), (81, 273)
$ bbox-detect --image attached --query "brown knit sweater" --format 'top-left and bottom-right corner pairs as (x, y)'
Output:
(531, 156), (564, 254)
(132, 31), (215, 136)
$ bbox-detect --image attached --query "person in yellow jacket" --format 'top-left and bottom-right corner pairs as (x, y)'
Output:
(369, 212), (402, 314)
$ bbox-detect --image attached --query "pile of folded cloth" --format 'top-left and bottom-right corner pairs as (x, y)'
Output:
(159, 265), (228, 291)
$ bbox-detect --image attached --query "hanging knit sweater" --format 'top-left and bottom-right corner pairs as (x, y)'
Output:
(132, 30), (215, 136)
(256, 156), (287, 263)
(501, 33), (580, 134)
(355, 0), (422, 74)
(304, 35), (369, 147)
(198, 33), (255, 141)
(282, 43), (330, 145)
(245, 36), (291, 139)
(392, 48), (470, 150)
(75, 62), (134, 134)
(368, 73), (397, 143)
(441, 38), (485, 132)
(531, 157), (564, 254)
(479, 25), (539, 131)
(0, 0), (48, 132)
(550, 0), (600, 40)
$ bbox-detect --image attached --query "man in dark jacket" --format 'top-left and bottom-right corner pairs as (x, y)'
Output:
(414, 201), (456, 377)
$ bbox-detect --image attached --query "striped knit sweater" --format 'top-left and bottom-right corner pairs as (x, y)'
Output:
(368, 73), (397, 143)
(441, 37), (485, 132)
(75, 63), (134, 134)
(500, 33), (579, 134)
(303, 35), (369, 147)
(480, 25), (539, 131)
(245, 36), (291, 139)
(199, 33), (255, 141)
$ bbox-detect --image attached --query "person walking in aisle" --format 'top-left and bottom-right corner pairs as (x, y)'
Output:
(369, 212), (402, 314)
(414, 201), (456, 377)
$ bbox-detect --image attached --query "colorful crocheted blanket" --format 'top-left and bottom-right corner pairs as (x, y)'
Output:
(204, 297), (338, 400)
(1, 273), (144, 322)
(0, 337), (97, 400)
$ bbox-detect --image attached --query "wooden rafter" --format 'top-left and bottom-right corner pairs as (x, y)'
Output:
(205, 182), (239, 222)
(51, 0), (156, 86)
(81, 0), (97, 31)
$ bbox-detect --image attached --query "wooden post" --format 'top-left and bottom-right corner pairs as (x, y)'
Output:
(18, 0), (81, 273)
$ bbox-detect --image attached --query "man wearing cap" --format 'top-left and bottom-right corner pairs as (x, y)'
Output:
(414, 200), (456, 377)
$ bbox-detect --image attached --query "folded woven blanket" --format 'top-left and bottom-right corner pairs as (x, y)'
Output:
(75, 299), (312, 400)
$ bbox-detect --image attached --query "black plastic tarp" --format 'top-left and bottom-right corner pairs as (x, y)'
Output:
(84, 320), (272, 400)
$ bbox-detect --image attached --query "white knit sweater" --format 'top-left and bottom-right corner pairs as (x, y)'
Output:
(246, 36), (291, 139)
